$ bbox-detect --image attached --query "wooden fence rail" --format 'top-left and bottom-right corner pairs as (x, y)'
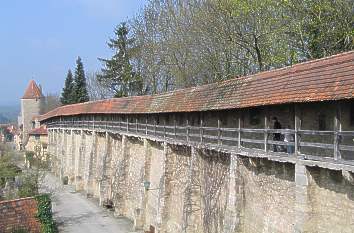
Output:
(46, 119), (354, 163)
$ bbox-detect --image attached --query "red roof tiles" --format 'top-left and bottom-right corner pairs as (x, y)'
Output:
(40, 51), (354, 121)
(28, 126), (47, 135)
(22, 80), (43, 99)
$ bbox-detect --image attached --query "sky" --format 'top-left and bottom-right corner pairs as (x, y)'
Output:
(0, 0), (146, 105)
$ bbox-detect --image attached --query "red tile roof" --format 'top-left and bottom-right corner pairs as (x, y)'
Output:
(28, 126), (47, 135)
(22, 80), (43, 99)
(40, 51), (354, 121)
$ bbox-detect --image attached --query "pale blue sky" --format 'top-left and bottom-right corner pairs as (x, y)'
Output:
(0, 0), (146, 105)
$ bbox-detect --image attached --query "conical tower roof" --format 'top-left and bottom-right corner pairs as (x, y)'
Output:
(22, 80), (43, 99)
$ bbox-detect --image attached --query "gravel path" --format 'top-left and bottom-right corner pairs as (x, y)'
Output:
(40, 173), (135, 233)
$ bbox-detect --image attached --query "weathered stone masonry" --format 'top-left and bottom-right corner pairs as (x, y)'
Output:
(43, 51), (354, 233)
(47, 124), (354, 233)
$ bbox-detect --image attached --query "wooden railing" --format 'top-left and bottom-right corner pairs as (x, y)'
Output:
(46, 119), (354, 164)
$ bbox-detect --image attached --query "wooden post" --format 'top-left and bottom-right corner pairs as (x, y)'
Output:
(145, 116), (148, 135)
(163, 117), (166, 139)
(200, 113), (203, 143)
(174, 115), (177, 139)
(187, 118), (190, 142)
(334, 102), (342, 160)
(264, 108), (268, 152)
(217, 114), (221, 145)
(154, 116), (157, 136)
(127, 116), (129, 132)
(238, 116), (241, 149)
(294, 104), (301, 156)
(93, 115), (95, 130)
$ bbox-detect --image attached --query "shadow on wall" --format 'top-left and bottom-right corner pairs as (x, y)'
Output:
(308, 166), (354, 201)
(240, 156), (295, 182)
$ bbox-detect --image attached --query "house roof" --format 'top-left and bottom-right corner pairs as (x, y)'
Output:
(28, 126), (47, 135)
(39, 50), (354, 122)
(22, 80), (43, 99)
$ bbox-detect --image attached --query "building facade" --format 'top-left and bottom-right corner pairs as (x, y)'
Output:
(26, 125), (48, 160)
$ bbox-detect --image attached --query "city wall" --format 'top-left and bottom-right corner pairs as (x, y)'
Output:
(48, 128), (354, 233)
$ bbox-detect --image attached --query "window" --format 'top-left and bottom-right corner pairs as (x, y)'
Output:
(318, 113), (326, 130)
(35, 135), (40, 140)
(249, 109), (261, 125)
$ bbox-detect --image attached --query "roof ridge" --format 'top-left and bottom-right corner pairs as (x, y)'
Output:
(22, 80), (44, 99)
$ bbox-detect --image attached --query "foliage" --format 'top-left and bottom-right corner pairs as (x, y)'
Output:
(287, 0), (354, 59)
(25, 151), (34, 167)
(43, 93), (61, 114)
(86, 71), (114, 101)
(93, 0), (353, 97)
(73, 57), (90, 103)
(60, 70), (75, 105)
(98, 23), (143, 97)
(17, 171), (39, 198)
(0, 155), (21, 188)
(35, 194), (57, 233)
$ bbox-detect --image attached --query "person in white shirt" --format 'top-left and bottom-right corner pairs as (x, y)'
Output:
(284, 125), (294, 154)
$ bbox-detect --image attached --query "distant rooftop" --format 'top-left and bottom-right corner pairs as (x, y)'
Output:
(28, 125), (47, 135)
(22, 80), (43, 99)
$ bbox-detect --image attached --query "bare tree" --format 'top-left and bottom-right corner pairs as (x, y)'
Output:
(43, 93), (61, 113)
(86, 72), (114, 101)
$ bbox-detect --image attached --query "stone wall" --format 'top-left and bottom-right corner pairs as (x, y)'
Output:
(237, 157), (295, 233)
(48, 129), (354, 233)
(305, 167), (354, 233)
(0, 197), (40, 233)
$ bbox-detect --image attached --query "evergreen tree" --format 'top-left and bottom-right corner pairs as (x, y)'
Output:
(98, 23), (143, 98)
(73, 57), (89, 103)
(60, 69), (75, 105)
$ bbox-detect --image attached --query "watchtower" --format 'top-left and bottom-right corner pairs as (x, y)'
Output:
(21, 80), (44, 142)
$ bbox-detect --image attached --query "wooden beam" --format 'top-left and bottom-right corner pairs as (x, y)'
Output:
(334, 102), (342, 160)
(187, 118), (190, 142)
(238, 116), (241, 148)
(200, 112), (203, 143)
(154, 116), (157, 135)
(145, 116), (148, 135)
(294, 104), (300, 156)
(93, 115), (95, 129)
(174, 115), (177, 139)
(163, 116), (166, 139)
(126, 116), (129, 132)
(264, 113), (268, 152)
(217, 113), (221, 145)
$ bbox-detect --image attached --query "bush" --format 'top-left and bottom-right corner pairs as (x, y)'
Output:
(25, 151), (35, 167)
(35, 194), (57, 233)
(18, 172), (39, 198)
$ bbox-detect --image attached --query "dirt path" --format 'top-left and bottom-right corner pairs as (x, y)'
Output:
(40, 173), (135, 233)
